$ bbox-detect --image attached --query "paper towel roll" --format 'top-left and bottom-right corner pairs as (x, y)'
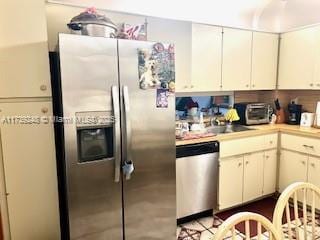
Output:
(316, 101), (320, 114)
(316, 113), (320, 126)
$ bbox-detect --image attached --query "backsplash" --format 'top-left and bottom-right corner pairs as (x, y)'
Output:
(176, 95), (232, 118)
(235, 90), (320, 113)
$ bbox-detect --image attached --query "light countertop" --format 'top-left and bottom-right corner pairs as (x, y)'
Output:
(176, 124), (320, 146)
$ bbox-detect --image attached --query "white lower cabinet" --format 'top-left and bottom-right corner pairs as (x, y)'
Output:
(279, 148), (320, 191)
(308, 156), (320, 187)
(218, 155), (243, 210)
(218, 149), (277, 210)
(263, 149), (278, 195)
(243, 152), (264, 202)
(279, 150), (308, 192)
(0, 102), (60, 240)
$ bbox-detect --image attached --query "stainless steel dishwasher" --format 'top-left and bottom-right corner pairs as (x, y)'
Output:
(176, 141), (219, 219)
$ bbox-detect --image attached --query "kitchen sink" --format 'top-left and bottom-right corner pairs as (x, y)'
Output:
(206, 125), (254, 134)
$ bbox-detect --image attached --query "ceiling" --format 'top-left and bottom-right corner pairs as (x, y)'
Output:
(47, 0), (320, 32)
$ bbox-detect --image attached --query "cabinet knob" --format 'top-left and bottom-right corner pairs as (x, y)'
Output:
(252, 84), (255, 88)
(301, 161), (306, 165)
(311, 163), (315, 167)
(190, 85), (194, 88)
(310, 83), (314, 87)
(246, 84), (249, 87)
(317, 84), (320, 87)
(269, 141), (273, 144)
(238, 162), (242, 167)
(245, 161), (249, 165)
(41, 107), (48, 113)
(40, 85), (47, 91)
(184, 85), (188, 89)
(265, 155), (270, 159)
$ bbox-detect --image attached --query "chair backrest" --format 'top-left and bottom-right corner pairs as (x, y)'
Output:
(273, 182), (320, 240)
(213, 212), (281, 240)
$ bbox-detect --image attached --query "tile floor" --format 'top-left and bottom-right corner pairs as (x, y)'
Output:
(177, 197), (320, 240)
(177, 215), (243, 240)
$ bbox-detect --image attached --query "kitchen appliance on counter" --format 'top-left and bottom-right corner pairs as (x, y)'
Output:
(288, 102), (302, 125)
(234, 103), (272, 125)
(300, 112), (315, 127)
(54, 34), (176, 240)
(176, 142), (219, 220)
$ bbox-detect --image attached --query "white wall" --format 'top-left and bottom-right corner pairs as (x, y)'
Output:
(47, 0), (255, 31)
(47, 0), (320, 33)
(46, 3), (146, 51)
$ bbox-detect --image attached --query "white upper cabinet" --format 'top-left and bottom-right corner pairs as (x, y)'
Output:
(191, 24), (222, 91)
(0, 0), (51, 98)
(251, 32), (278, 90)
(278, 27), (319, 89)
(0, 43), (51, 98)
(0, 0), (48, 47)
(222, 28), (252, 91)
(147, 17), (192, 92)
(147, 19), (279, 92)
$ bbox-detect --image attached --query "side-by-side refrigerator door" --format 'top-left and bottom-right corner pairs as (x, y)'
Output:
(118, 39), (176, 240)
(58, 34), (122, 240)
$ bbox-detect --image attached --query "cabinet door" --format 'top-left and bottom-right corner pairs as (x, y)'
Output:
(222, 28), (252, 91)
(218, 156), (243, 210)
(0, 102), (60, 240)
(263, 149), (277, 195)
(0, 43), (51, 98)
(307, 156), (320, 207)
(191, 24), (222, 91)
(308, 156), (320, 187)
(147, 17), (192, 92)
(243, 152), (264, 202)
(0, 0), (51, 98)
(251, 32), (278, 90)
(279, 150), (308, 192)
(278, 27), (317, 89)
(0, 0), (48, 47)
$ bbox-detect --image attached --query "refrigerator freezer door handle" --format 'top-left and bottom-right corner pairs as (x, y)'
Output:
(112, 85), (121, 183)
(123, 85), (134, 180)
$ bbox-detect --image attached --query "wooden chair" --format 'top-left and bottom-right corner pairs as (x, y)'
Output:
(213, 212), (281, 240)
(273, 182), (320, 240)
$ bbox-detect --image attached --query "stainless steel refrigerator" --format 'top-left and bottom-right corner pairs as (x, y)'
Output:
(57, 34), (176, 240)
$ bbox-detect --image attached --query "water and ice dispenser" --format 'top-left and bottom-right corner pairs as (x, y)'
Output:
(76, 111), (114, 163)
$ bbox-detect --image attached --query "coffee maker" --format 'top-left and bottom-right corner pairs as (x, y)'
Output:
(288, 102), (302, 125)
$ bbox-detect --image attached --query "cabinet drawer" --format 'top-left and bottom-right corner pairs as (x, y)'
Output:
(264, 133), (278, 149)
(220, 134), (278, 158)
(281, 134), (320, 156)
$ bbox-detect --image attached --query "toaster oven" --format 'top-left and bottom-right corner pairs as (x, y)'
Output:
(234, 103), (273, 125)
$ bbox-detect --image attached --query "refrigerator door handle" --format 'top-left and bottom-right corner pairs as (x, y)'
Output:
(123, 85), (134, 180)
(112, 85), (121, 183)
